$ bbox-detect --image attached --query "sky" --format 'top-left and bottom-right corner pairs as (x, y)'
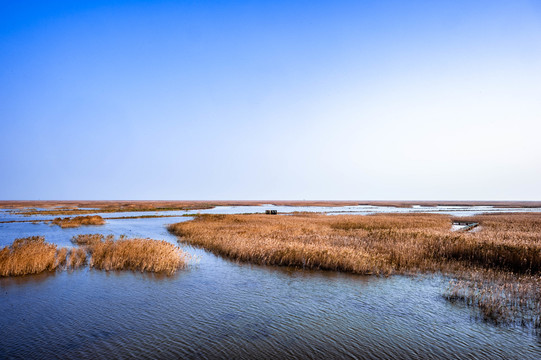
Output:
(1, 0), (540, 200)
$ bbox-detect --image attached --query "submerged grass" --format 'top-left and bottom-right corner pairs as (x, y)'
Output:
(444, 271), (541, 329)
(52, 215), (105, 228)
(168, 212), (541, 328)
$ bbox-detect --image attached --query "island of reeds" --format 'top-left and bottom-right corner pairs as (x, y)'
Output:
(168, 213), (541, 328)
(0, 234), (188, 276)
(52, 215), (106, 228)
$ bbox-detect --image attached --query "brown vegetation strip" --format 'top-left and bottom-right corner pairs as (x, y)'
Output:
(169, 213), (541, 328)
(52, 215), (106, 228)
(0, 214), (185, 224)
(4, 200), (541, 215)
(1, 235), (189, 277)
(169, 213), (541, 275)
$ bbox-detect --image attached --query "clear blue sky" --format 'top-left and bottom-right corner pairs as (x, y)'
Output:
(1, 0), (540, 200)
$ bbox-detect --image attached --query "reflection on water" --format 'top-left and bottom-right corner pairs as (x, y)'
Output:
(1, 208), (541, 359)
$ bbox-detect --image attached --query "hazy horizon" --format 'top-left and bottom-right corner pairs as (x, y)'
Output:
(2, 0), (540, 201)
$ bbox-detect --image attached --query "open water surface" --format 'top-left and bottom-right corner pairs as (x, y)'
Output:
(1, 206), (541, 359)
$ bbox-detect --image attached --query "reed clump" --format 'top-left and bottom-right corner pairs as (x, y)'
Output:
(0, 236), (68, 276)
(85, 236), (188, 274)
(68, 247), (87, 268)
(1, 234), (189, 276)
(72, 234), (188, 274)
(52, 215), (105, 228)
(71, 233), (114, 245)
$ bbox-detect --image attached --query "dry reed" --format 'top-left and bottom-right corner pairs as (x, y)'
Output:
(169, 213), (541, 327)
(52, 215), (105, 228)
(1, 234), (189, 276)
(169, 213), (541, 275)
(0, 236), (68, 276)
(444, 270), (541, 329)
(72, 234), (188, 274)
(71, 233), (114, 245)
(68, 247), (87, 268)
(86, 236), (188, 274)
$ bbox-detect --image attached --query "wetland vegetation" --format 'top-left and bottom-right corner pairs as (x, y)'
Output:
(0, 234), (188, 276)
(0, 236), (66, 276)
(4, 200), (541, 216)
(169, 212), (541, 328)
(52, 215), (106, 228)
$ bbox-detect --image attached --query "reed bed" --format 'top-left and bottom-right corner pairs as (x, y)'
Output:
(0, 236), (67, 276)
(169, 213), (541, 327)
(169, 213), (541, 275)
(72, 234), (188, 274)
(86, 236), (188, 274)
(1, 235), (189, 276)
(52, 215), (105, 228)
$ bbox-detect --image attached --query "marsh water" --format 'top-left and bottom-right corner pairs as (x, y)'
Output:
(1, 206), (541, 359)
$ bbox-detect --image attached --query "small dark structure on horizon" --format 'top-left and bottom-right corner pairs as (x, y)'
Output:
(265, 210), (278, 215)
(452, 220), (479, 231)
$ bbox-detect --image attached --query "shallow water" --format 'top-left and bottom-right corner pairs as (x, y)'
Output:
(4, 204), (541, 223)
(1, 207), (541, 359)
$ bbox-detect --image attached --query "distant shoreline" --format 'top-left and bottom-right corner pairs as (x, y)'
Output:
(1, 200), (541, 210)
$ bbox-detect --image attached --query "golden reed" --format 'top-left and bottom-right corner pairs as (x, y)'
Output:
(169, 212), (541, 328)
(52, 215), (106, 228)
(1, 235), (189, 276)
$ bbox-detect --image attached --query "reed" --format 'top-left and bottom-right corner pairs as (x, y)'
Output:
(55, 247), (68, 268)
(0, 236), (68, 276)
(71, 233), (114, 245)
(68, 247), (87, 268)
(1, 234), (189, 276)
(52, 215), (105, 228)
(169, 213), (541, 275)
(86, 236), (188, 274)
(444, 271), (541, 328)
(169, 213), (541, 327)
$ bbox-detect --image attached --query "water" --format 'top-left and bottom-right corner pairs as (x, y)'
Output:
(1, 206), (541, 359)
(4, 204), (541, 223)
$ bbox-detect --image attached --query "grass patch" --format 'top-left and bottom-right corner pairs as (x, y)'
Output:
(0, 236), (66, 276)
(86, 236), (188, 274)
(52, 215), (105, 228)
(1, 235), (189, 276)
(71, 233), (113, 245)
(72, 234), (189, 274)
(169, 213), (541, 275)
(168, 212), (541, 328)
